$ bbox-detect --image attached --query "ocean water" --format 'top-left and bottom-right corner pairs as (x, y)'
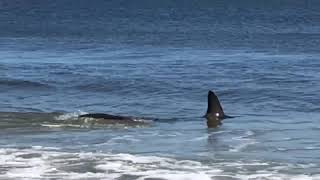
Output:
(1, 0), (320, 179)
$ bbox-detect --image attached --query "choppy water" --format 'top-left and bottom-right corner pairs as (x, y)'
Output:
(1, 1), (320, 179)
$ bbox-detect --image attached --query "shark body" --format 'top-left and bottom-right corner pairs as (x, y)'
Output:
(79, 90), (230, 128)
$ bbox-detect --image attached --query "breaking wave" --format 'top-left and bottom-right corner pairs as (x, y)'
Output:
(0, 147), (318, 180)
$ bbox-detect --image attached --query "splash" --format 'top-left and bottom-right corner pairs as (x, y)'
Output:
(0, 147), (318, 180)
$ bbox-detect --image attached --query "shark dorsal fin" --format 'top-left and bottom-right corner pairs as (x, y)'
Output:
(206, 90), (225, 118)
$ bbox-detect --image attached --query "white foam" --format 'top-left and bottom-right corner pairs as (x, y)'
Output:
(40, 124), (65, 128)
(187, 134), (209, 142)
(107, 135), (141, 144)
(229, 130), (257, 152)
(305, 146), (320, 150)
(6, 161), (49, 179)
(0, 148), (318, 180)
(236, 174), (320, 180)
(229, 140), (257, 152)
(136, 172), (212, 180)
(276, 147), (288, 151)
(232, 130), (255, 140)
(31, 146), (60, 150)
(54, 110), (87, 121)
(40, 124), (83, 128)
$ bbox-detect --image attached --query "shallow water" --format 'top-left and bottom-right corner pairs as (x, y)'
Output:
(1, 1), (320, 179)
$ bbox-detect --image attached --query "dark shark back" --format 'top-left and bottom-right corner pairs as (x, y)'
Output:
(205, 90), (225, 119)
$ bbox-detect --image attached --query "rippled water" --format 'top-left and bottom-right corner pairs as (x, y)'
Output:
(1, 1), (320, 179)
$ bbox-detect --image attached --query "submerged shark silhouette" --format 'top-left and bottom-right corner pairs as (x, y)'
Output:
(79, 90), (230, 128)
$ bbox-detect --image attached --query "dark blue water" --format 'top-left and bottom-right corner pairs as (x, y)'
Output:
(1, 1), (320, 179)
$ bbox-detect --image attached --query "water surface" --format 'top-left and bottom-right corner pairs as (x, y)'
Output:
(1, 1), (320, 179)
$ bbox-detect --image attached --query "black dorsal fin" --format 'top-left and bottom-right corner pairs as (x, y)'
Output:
(206, 90), (225, 118)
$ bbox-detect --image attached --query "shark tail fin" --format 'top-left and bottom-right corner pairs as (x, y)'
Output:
(206, 90), (225, 118)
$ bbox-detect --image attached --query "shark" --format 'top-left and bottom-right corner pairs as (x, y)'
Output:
(204, 90), (231, 128)
(79, 90), (230, 128)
